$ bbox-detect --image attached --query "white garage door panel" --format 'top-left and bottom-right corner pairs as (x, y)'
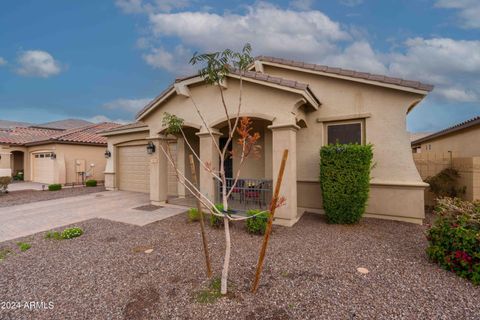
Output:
(33, 153), (55, 184)
(118, 146), (150, 193)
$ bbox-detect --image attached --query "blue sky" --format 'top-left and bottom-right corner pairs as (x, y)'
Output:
(0, 0), (479, 132)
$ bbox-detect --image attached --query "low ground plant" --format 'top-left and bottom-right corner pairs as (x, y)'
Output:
(44, 231), (62, 240)
(245, 209), (269, 235)
(195, 277), (228, 303)
(85, 179), (97, 187)
(61, 227), (83, 239)
(48, 184), (62, 191)
(0, 248), (12, 261)
(210, 204), (225, 228)
(0, 176), (12, 194)
(426, 168), (466, 199)
(188, 208), (201, 222)
(426, 197), (480, 285)
(17, 242), (31, 252)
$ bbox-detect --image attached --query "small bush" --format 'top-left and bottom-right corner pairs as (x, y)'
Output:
(320, 143), (373, 224)
(44, 231), (62, 240)
(61, 227), (83, 239)
(426, 197), (480, 285)
(195, 277), (223, 303)
(17, 242), (31, 252)
(245, 209), (269, 235)
(210, 204), (225, 228)
(48, 184), (62, 191)
(0, 176), (12, 193)
(0, 248), (12, 261)
(425, 168), (466, 199)
(188, 208), (201, 222)
(85, 179), (97, 187)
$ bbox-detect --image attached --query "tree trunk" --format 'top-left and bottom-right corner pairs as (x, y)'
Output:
(221, 216), (230, 295)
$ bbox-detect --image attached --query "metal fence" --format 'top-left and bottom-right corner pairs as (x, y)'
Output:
(215, 178), (273, 211)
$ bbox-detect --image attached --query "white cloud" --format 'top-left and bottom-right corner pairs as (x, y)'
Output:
(16, 50), (62, 78)
(289, 0), (314, 10)
(115, 0), (191, 14)
(340, 0), (363, 7)
(103, 97), (152, 112)
(143, 45), (196, 75)
(322, 41), (387, 74)
(0, 57), (6, 66)
(435, 0), (480, 29)
(148, 2), (350, 62)
(88, 115), (129, 124)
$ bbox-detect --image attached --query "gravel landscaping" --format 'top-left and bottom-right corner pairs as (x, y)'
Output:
(0, 212), (479, 319)
(0, 186), (105, 208)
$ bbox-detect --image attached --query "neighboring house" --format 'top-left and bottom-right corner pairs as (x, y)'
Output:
(102, 56), (433, 226)
(0, 122), (120, 185)
(412, 116), (480, 202)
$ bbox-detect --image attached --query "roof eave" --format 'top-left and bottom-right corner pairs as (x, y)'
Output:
(100, 125), (149, 137)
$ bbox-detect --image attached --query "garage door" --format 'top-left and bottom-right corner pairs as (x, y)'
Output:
(33, 152), (55, 184)
(118, 145), (150, 193)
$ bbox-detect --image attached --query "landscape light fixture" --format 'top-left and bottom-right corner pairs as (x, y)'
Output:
(146, 142), (156, 154)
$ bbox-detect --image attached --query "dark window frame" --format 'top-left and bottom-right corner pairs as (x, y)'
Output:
(324, 120), (364, 145)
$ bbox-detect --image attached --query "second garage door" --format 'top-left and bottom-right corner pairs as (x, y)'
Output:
(118, 145), (150, 193)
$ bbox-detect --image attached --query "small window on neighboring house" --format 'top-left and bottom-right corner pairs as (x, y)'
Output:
(326, 122), (363, 145)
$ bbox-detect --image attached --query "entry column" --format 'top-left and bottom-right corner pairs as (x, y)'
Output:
(269, 124), (299, 226)
(150, 137), (169, 206)
(196, 130), (222, 203)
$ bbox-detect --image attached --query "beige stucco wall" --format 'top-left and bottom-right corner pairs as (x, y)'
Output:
(414, 126), (480, 158)
(263, 65), (427, 223)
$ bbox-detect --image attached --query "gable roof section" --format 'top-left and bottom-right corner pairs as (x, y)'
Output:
(0, 122), (121, 146)
(136, 69), (320, 120)
(0, 127), (60, 145)
(253, 55), (434, 94)
(100, 121), (149, 136)
(411, 116), (480, 146)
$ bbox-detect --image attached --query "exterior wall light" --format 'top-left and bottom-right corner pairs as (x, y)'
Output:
(104, 150), (112, 158)
(146, 142), (156, 154)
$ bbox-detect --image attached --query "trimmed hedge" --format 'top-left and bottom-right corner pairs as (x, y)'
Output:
(245, 209), (269, 235)
(426, 197), (480, 285)
(320, 143), (373, 224)
(85, 179), (97, 187)
(48, 184), (62, 191)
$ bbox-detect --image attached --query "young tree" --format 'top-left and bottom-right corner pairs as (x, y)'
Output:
(160, 44), (271, 295)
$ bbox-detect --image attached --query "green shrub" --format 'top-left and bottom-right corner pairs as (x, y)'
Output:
(319, 143), (373, 224)
(188, 208), (201, 222)
(0, 248), (12, 261)
(44, 231), (62, 240)
(48, 184), (62, 191)
(425, 168), (466, 199)
(85, 179), (97, 187)
(0, 176), (12, 193)
(245, 209), (269, 235)
(426, 197), (480, 285)
(61, 227), (83, 239)
(17, 242), (31, 252)
(210, 204), (225, 228)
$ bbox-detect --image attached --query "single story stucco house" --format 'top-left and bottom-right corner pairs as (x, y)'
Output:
(0, 122), (120, 185)
(102, 56), (433, 226)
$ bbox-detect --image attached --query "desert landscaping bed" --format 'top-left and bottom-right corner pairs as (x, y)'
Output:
(0, 212), (479, 320)
(0, 186), (105, 208)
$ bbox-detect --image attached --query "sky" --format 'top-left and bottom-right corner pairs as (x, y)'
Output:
(0, 0), (479, 132)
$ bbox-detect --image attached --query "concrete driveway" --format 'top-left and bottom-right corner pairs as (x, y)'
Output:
(0, 191), (186, 242)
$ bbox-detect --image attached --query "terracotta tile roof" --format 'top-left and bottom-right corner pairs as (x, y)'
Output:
(100, 121), (148, 134)
(0, 122), (121, 146)
(0, 127), (61, 145)
(136, 68), (314, 118)
(411, 116), (480, 145)
(255, 55), (435, 92)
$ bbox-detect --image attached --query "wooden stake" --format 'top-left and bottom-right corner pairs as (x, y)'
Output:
(251, 149), (289, 293)
(189, 154), (212, 278)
